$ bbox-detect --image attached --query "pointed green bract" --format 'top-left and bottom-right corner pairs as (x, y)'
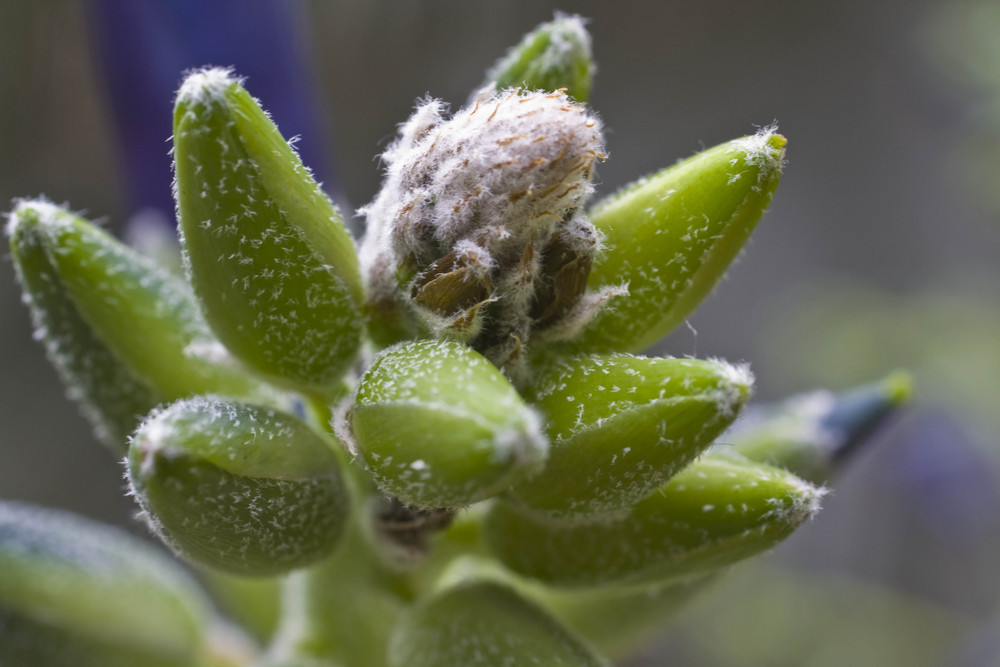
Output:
(509, 354), (753, 522)
(573, 130), (786, 354)
(128, 397), (350, 576)
(7, 200), (261, 451)
(483, 13), (595, 102)
(8, 202), (158, 451)
(15, 200), (262, 398)
(540, 576), (718, 660)
(173, 68), (363, 393)
(485, 453), (823, 588)
(388, 581), (610, 667)
(430, 554), (717, 661)
(345, 340), (548, 508)
(726, 371), (913, 484)
(0, 501), (208, 667)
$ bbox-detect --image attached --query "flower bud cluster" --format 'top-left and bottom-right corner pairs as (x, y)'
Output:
(2, 14), (909, 667)
(361, 88), (613, 377)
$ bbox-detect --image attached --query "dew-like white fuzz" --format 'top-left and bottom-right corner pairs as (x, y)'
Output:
(5, 197), (64, 238)
(175, 67), (241, 107)
(363, 88), (603, 266)
(729, 124), (786, 183)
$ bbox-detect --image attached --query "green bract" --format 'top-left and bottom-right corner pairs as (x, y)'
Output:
(388, 581), (610, 667)
(6, 200), (263, 451)
(510, 354), (753, 521)
(538, 575), (718, 660)
(574, 131), (786, 354)
(725, 371), (913, 484)
(484, 453), (824, 588)
(174, 68), (363, 394)
(127, 397), (350, 576)
(0, 502), (209, 667)
(345, 339), (548, 508)
(482, 12), (595, 103)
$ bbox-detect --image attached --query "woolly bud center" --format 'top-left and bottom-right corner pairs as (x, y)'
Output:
(361, 89), (607, 378)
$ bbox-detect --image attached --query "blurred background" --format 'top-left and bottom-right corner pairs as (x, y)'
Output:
(1, 1), (999, 665)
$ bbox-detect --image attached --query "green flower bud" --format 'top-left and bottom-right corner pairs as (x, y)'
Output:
(573, 129), (786, 354)
(7, 199), (261, 452)
(174, 68), (363, 393)
(429, 553), (714, 661)
(484, 453), (824, 588)
(725, 371), (913, 484)
(0, 501), (209, 667)
(482, 13), (595, 102)
(127, 397), (350, 576)
(541, 576), (717, 660)
(509, 354), (753, 522)
(342, 340), (548, 508)
(388, 581), (611, 667)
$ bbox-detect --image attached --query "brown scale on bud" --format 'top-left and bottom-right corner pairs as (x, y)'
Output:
(531, 221), (598, 329)
(360, 88), (613, 379)
(370, 495), (457, 566)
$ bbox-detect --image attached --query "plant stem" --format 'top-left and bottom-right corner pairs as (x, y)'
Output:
(266, 513), (408, 667)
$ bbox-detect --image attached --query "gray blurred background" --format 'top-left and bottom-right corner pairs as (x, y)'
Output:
(2, 1), (999, 665)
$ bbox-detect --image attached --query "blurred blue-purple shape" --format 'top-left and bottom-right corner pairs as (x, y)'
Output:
(90, 0), (336, 220)
(891, 409), (1000, 542)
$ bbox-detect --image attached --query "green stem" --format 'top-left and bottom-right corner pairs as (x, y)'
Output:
(263, 387), (414, 667)
(266, 512), (409, 667)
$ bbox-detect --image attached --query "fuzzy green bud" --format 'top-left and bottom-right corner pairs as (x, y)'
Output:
(482, 13), (595, 102)
(127, 397), (350, 576)
(429, 554), (715, 661)
(173, 68), (363, 393)
(7, 199), (261, 451)
(484, 453), (824, 588)
(540, 576), (717, 660)
(341, 339), (548, 508)
(388, 581), (610, 667)
(429, 553), (715, 661)
(509, 354), (753, 522)
(0, 501), (209, 667)
(725, 371), (913, 484)
(574, 129), (786, 354)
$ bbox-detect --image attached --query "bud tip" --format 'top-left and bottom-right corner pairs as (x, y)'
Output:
(730, 125), (787, 179)
(709, 358), (755, 416)
(128, 413), (172, 479)
(762, 469), (827, 527)
(6, 197), (61, 238)
(790, 478), (828, 522)
(882, 369), (914, 406)
(494, 407), (548, 470)
(176, 67), (241, 106)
